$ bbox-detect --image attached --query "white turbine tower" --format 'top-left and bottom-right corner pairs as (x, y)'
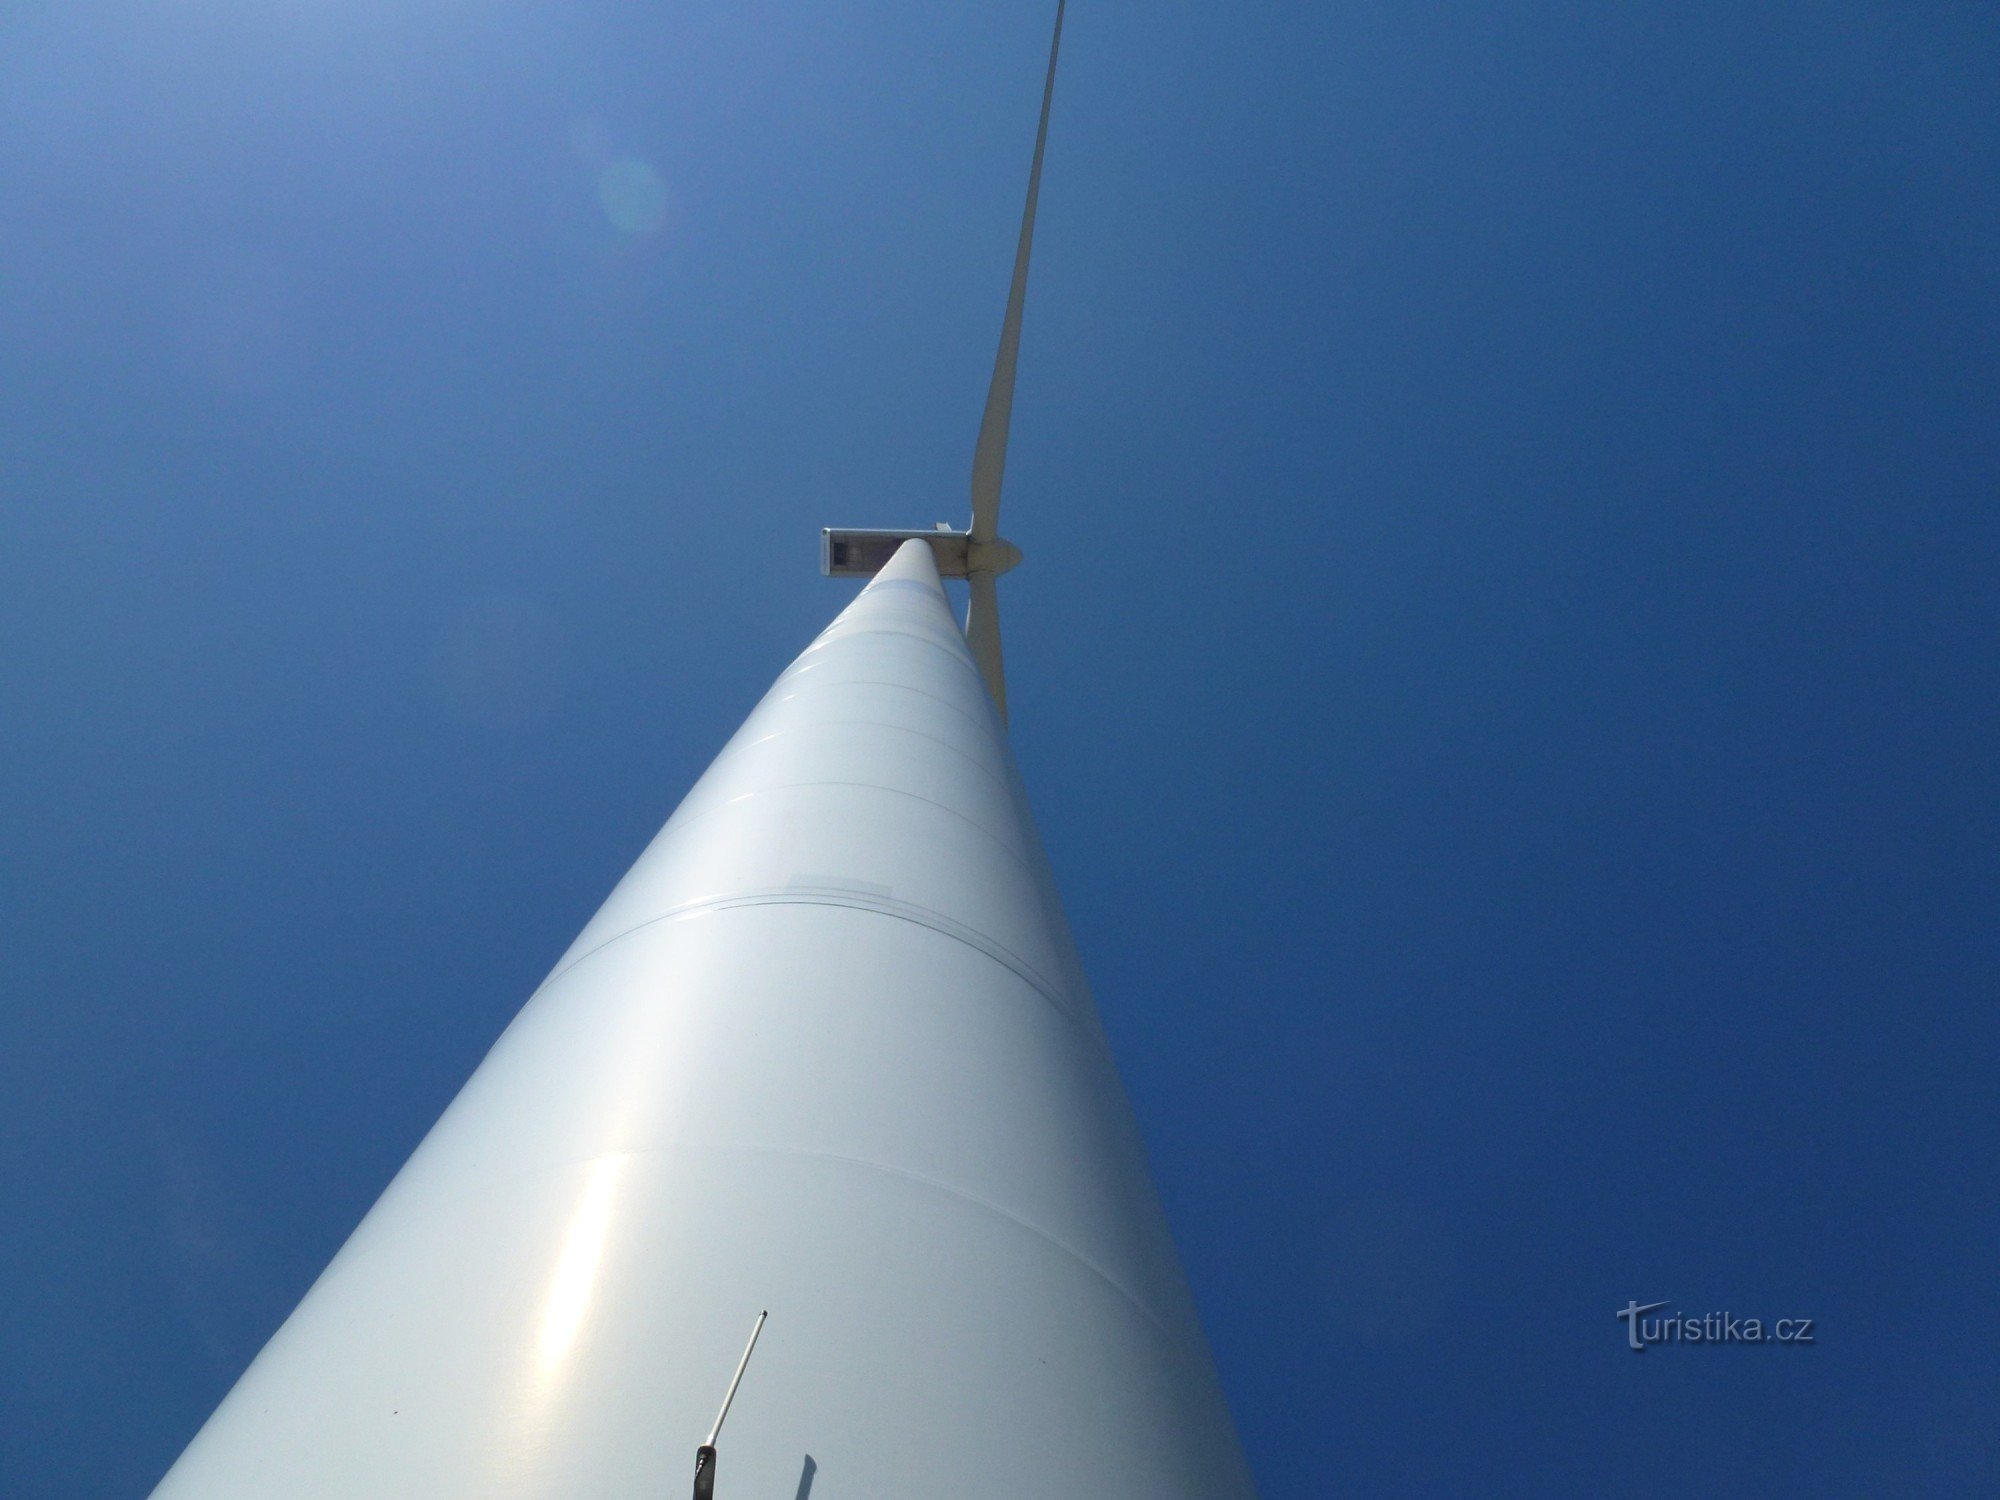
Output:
(154, 5), (1257, 1496)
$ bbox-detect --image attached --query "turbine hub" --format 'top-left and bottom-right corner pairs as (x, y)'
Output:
(967, 536), (1022, 577)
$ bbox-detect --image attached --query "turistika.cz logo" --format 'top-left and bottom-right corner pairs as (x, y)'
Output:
(1617, 1301), (1814, 1351)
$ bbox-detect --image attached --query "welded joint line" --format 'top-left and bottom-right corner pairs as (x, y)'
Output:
(791, 624), (980, 675)
(739, 1143), (1176, 1340)
(719, 720), (1016, 807)
(828, 595), (966, 635)
(763, 675), (996, 741)
(382, 1138), (1174, 1345)
(790, 609), (964, 648)
(590, 756), (1029, 906)
(664, 778), (1040, 884)
(535, 888), (1093, 1044)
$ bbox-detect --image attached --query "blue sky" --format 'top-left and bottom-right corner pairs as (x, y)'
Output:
(3, 2), (1997, 1494)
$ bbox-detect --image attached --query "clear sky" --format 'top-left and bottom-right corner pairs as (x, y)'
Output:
(3, 3), (1997, 1494)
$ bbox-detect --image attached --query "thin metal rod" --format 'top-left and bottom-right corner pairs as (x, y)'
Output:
(705, 1311), (768, 1447)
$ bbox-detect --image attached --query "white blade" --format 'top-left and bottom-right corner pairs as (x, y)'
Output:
(966, 569), (1007, 722)
(968, 0), (1065, 544)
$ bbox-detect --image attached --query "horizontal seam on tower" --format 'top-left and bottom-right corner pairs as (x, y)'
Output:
(409, 1142), (1175, 1342)
(767, 677), (995, 739)
(535, 889), (1093, 1045)
(795, 625), (978, 672)
(670, 778), (1042, 885)
(731, 721), (1016, 804)
(739, 1144), (1176, 1339)
(591, 739), (1020, 902)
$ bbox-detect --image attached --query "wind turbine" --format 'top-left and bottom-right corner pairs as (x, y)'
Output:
(153, 5), (1257, 1496)
(817, 0), (1060, 722)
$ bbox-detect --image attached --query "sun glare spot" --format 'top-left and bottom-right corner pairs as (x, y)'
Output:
(597, 157), (668, 235)
(537, 1155), (627, 1372)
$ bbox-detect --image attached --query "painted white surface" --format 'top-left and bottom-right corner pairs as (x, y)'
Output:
(153, 541), (1256, 1498)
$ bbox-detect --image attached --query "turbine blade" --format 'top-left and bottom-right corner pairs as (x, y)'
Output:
(969, 0), (1065, 544)
(966, 569), (1008, 723)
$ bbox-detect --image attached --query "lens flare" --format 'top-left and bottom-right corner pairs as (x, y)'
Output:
(596, 157), (667, 236)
